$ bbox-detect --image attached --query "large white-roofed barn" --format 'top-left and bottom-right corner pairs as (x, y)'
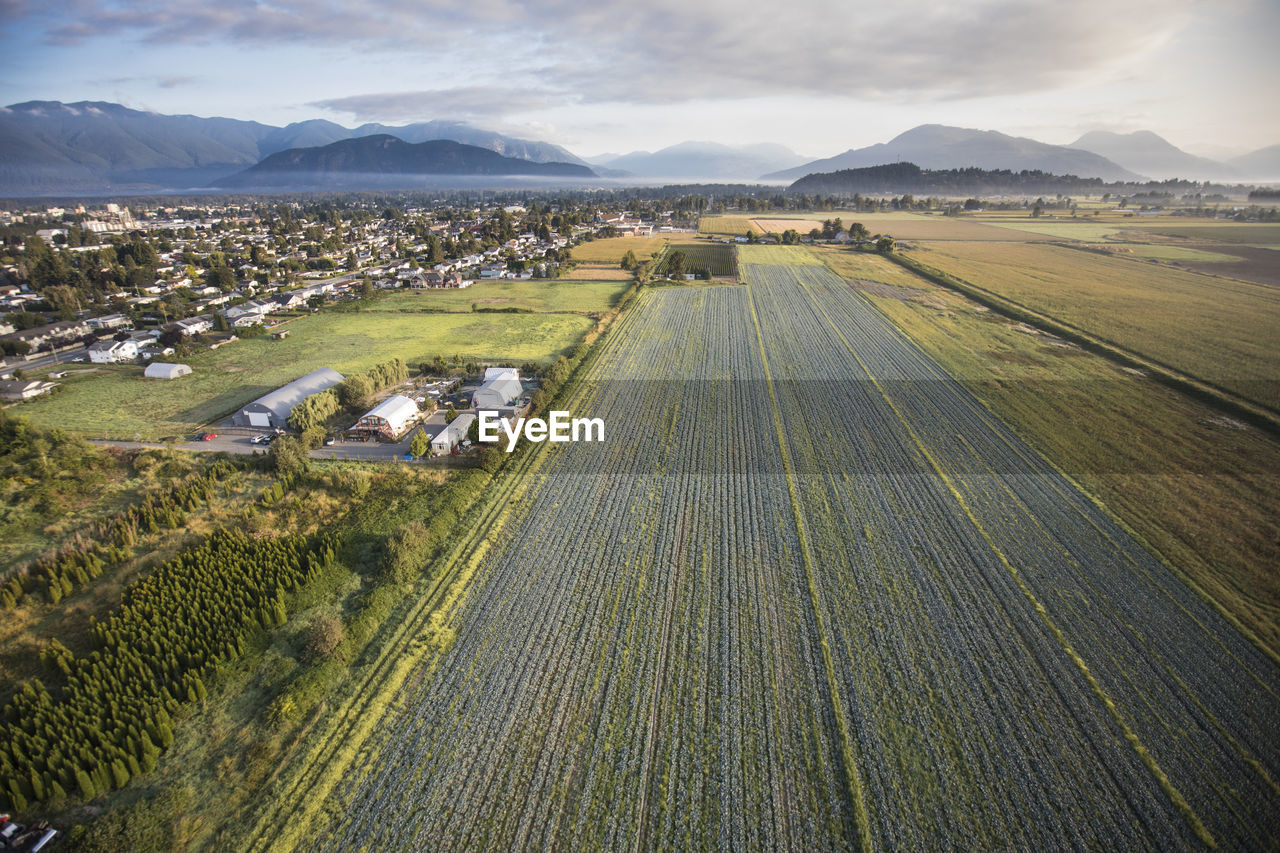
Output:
(472, 367), (522, 412)
(232, 368), (344, 428)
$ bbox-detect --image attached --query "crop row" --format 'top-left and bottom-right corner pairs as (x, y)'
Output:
(742, 257), (1280, 849)
(304, 256), (1280, 851)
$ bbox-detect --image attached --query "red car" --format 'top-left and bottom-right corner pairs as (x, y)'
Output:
(198, 432), (218, 441)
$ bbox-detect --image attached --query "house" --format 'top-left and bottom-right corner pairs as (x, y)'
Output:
(232, 368), (344, 428)
(174, 316), (213, 336)
(1, 320), (91, 350)
(87, 339), (139, 364)
(0, 379), (58, 401)
(86, 313), (131, 331)
(144, 362), (192, 380)
(472, 367), (522, 412)
(431, 413), (476, 455)
(348, 395), (419, 441)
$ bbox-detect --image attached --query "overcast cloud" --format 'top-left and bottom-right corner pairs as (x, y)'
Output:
(2, 0), (1277, 157)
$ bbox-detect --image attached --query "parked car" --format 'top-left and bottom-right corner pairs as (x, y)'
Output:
(249, 434), (267, 444)
(199, 432), (217, 441)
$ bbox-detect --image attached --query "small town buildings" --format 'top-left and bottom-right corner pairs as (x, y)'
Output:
(231, 367), (344, 428)
(431, 413), (476, 455)
(348, 395), (419, 441)
(86, 313), (131, 331)
(87, 339), (139, 364)
(0, 379), (58, 401)
(144, 362), (192, 380)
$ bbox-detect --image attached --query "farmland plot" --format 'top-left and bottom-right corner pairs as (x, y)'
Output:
(312, 287), (861, 850)
(303, 255), (1280, 850)
(743, 255), (1280, 849)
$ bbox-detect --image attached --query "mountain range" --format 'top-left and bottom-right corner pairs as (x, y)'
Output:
(0, 101), (587, 194)
(764, 125), (1141, 182)
(215, 135), (595, 189)
(587, 142), (808, 181)
(1, 100), (1276, 194)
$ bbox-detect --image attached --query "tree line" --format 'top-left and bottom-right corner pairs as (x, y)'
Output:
(0, 525), (338, 812)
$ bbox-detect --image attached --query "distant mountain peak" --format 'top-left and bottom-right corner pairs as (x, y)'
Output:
(763, 124), (1140, 182)
(1067, 129), (1235, 180)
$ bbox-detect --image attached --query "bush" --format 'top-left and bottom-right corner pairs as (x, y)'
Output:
(303, 612), (345, 661)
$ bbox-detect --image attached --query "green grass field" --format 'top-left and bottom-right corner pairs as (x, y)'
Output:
(912, 241), (1280, 411)
(811, 245), (1280, 659)
(737, 244), (825, 266)
(972, 217), (1133, 241)
(366, 280), (629, 314)
(18, 311), (594, 438)
(697, 216), (760, 236)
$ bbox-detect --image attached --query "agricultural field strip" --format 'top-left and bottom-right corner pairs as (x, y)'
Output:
(303, 256), (1280, 849)
(312, 287), (859, 849)
(915, 242), (1280, 412)
(744, 258), (1280, 848)
(743, 261), (1191, 848)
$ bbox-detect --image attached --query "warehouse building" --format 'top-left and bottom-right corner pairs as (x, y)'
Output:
(348, 394), (419, 441)
(431, 413), (475, 455)
(232, 367), (343, 428)
(144, 362), (192, 380)
(472, 367), (522, 412)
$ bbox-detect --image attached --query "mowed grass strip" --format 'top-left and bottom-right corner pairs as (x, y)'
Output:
(17, 311), (593, 438)
(570, 236), (667, 263)
(366, 280), (630, 314)
(697, 216), (760, 236)
(737, 244), (824, 266)
(913, 241), (1280, 410)
(815, 246), (1280, 658)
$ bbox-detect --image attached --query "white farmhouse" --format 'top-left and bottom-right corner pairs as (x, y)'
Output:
(87, 339), (139, 364)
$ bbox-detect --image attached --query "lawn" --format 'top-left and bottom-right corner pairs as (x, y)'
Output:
(912, 241), (1280, 411)
(814, 245), (1280, 658)
(569, 236), (667, 263)
(17, 310), (594, 438)
(365, 279), (629, 314)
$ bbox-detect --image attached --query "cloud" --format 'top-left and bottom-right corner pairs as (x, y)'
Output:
(9, 0), (1234, 107)
(311, 87), (559, 122)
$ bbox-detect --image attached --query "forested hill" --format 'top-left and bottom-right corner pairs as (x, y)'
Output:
(788, 162), (1237, 196)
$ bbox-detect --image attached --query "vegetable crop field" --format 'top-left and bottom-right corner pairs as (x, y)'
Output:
(655, 241), (737, 277)
(293, 250), (1280, 850)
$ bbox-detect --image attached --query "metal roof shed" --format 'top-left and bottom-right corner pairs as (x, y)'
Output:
(232, 367), (343, 428)
(431, 413), (476, 454)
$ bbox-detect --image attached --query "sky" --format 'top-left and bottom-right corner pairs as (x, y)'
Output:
(1, 0), (1277, 161)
